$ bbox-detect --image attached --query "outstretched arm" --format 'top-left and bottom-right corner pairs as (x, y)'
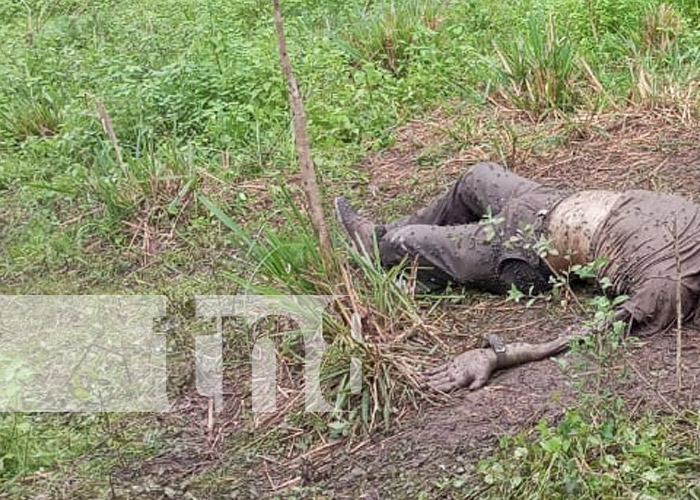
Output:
(424, 308), (631, 392)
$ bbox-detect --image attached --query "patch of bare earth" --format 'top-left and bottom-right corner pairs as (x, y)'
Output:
(362, 105), (700, 209)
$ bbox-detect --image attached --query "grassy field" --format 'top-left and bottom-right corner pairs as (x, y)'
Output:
(2, 0), (700, 498)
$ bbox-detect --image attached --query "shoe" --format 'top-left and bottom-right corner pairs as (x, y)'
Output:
(334, 196), (378, 256)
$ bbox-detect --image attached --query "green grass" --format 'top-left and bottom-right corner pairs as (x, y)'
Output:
(0, 413), (166, 493)
(422, 405), (700, 500)
(494, 13), (580, 117)
(2, 0), (700, 497)
(478, 407), (700, 498)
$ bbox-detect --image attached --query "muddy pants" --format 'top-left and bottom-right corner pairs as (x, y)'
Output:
(378, 163), (566, 293)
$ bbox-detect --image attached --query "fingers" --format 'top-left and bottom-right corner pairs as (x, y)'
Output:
(423, 363), (448, 376)
(424, 366), (474, 393)
(431, 373), (473, 392)
(468, 372), (489, 391)
(426, 372), (461, 392)
(430, 379), (459, 392)
(425, 371), (452, 386)
(424, 369), (455, 392)
(424, 371), (450, 387)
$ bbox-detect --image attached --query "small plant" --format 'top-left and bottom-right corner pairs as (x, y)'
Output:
(623, 3), (694, 107)
(505, 283), (540, 308)
(478, 206), (505, 243)
(0, 88), (63, 144)
(199, 186), (326, 295)
(336, 0), (443, 76)
(503, 221), (558, 260)
(494, 13), (580, 117)
(642, 3), (683, 53)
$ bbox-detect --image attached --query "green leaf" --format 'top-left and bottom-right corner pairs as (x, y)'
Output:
(540, 436), (563, 454)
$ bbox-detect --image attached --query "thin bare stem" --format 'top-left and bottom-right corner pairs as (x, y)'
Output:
(96, 99), (126, 174)
(271, 0), (333, 264)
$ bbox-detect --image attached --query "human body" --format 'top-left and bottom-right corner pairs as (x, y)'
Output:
(336, 162), (700, 391)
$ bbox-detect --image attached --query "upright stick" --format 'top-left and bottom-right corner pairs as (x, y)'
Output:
(272, 0), (333, 262)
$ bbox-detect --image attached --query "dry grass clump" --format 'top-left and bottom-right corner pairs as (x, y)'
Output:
(642, 3), (683, 53)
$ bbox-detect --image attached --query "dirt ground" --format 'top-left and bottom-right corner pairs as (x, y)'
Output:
(313, 322), (700, 499)
(108, 106), (700, 499)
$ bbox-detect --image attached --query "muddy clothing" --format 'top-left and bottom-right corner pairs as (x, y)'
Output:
(592, 191), (700, 334)
(545, 190), (622, 270)
(379, 163), (700, 335)
(379, 162), (568, 293)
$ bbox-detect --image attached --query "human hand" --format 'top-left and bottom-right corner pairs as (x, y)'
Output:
(424, 348), (498, 392)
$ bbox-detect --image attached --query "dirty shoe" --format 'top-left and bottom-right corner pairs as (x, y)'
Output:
(334, 197), (379, 257)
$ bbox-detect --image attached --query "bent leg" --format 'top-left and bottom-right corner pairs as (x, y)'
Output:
(385, 162), (542, 231)
(379, 223), (505, 293)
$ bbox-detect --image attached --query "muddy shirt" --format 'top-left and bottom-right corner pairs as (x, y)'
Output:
(592, 190), (700, 334)
(545, 190), (622, 271)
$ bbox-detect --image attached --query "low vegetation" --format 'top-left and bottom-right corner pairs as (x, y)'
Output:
(1, 0), (700, 497)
